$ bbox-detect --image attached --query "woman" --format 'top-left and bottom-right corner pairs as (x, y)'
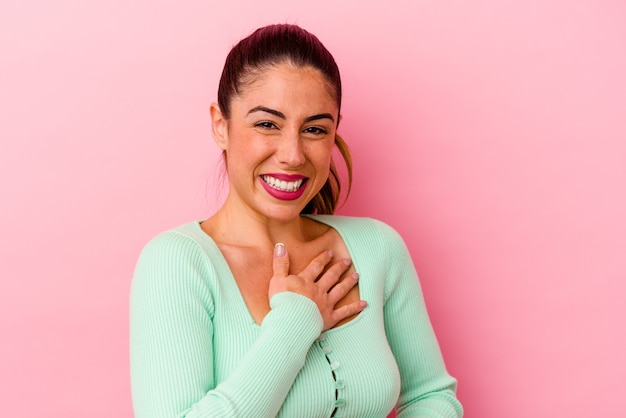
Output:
(130, 24), (463, 417)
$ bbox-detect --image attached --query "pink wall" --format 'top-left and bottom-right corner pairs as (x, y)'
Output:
(1, 1), (625, 416)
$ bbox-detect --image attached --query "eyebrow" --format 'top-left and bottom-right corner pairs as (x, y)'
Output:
(247, 106), (335, 123)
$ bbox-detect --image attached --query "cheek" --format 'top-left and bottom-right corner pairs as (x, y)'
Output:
(319, 142), (335, 166)
(227, 132), (273, 162)
(305, 142), (334, 178)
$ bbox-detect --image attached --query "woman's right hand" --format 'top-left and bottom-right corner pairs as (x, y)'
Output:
(268, 243), (367, 331)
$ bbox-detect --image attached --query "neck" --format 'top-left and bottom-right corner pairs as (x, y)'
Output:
(203, 196), (316, 250)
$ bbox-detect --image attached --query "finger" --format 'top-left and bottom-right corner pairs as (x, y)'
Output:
(317, 258), (352, 290)
(298, 250), (333, 282)
(330, 299), (368, 325)
(328, 272), (360, 304)
(272, 243), (289, 278)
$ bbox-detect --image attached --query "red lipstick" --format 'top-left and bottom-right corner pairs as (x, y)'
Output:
(260, 173), (308, 201)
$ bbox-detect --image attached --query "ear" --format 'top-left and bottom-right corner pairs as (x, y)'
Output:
(210, 103), (229, 150)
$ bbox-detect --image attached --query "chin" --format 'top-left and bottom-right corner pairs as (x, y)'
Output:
(261, 204), (309, 222)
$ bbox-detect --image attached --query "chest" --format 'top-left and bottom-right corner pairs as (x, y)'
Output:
(219, 234), (360, 326)
(212, 309), (400, 418)
(210, 236), (400, 417)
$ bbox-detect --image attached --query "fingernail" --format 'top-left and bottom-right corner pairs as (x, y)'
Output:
(327, 250), (334, 258)
(342, 258), (352, 267)
(359, 300), (368, 308)
(352, 272), (359, 282)
(274, 243), (285, 257)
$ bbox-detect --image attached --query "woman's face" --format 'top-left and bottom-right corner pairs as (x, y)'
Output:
(211, 62), (339, 222)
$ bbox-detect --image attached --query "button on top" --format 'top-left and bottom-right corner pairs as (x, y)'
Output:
(323, 345), (333, 354)
(335, 398), (346, 407)
(335, 380), (345, 389)
(318, 333), (326, 341)
(330, 360), (340, 370)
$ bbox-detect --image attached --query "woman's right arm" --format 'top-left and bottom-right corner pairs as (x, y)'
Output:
(130, 232), (362, 418)
(130, 232), (322, 417)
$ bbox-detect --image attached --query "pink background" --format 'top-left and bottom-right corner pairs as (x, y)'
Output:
(1, 1), (625, 416)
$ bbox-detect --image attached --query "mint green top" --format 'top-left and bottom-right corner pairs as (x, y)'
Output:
(130, 215), (462, 417)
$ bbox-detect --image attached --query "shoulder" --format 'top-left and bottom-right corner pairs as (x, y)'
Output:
(308, 215), (406, 248)
(134, 221), (221, 287)
(138, 221), (214, 261)
(131, 223), (217, 322)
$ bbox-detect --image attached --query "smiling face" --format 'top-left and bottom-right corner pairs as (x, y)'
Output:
(211, 62), (340, 222)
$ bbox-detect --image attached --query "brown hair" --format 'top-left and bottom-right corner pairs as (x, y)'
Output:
(217, 24), (352, 214)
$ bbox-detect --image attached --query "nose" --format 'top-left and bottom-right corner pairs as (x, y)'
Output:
(277, 132), (305, 168)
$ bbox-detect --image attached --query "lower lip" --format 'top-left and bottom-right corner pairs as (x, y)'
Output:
(260, 177), (307, 201)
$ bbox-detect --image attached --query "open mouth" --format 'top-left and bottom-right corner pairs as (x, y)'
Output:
(261, 175), (308, 192)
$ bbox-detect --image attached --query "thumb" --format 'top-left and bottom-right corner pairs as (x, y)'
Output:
(272, 243), (289, 278)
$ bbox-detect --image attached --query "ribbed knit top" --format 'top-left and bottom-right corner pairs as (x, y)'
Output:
(130, 215), (463, 417)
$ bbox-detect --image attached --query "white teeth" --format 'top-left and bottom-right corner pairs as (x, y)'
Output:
(262, 175), (304, 192)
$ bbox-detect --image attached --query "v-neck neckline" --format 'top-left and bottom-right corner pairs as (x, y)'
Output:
(191, 215), (366, 333)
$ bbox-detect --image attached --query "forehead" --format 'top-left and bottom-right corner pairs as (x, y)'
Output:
(233, 63), (339, 114)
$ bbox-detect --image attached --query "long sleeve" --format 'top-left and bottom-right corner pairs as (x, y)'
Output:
(130, 231), (323, 418)
(377, 222), (464, 417)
